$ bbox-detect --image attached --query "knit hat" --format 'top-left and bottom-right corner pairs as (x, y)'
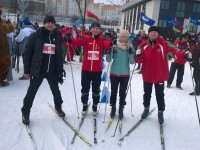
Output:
(43, 15), (55, 24)
(119, 30), (130, 40)
(91, 21), (100, 28)
(22, 19), (31, 25)
(148, 26), (159, 34)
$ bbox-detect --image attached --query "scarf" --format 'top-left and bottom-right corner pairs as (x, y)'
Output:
(117, 41), (133, 50)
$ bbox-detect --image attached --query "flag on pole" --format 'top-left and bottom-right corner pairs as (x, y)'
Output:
(101, 86), (109, 103)
(166, 16), (180, 26)
(172, 18), (183, 32)
(74, 18), (83, 26)
(190, 15), (200, 25)
(140, 12), (155, 26)
(86, 10), (99, 22)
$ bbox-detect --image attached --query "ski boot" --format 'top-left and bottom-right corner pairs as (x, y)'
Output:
(55, 107), (65, 117)
(119, 106), (124, 120)
(158, 111), (164, 125)
(110, 105), (116, 118)
(82, 104), (88, 115)
(92, 104), (98, 116)
(141, 107), (149, 119)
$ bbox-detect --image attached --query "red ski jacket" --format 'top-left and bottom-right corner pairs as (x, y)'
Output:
(136, 37), (186, 83)
(71, 34), (111, 72)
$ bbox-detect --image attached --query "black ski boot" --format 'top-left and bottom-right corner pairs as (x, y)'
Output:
(110, 106), (116, 118)
(92, 104), (98, 116)
(55, 108), (65, 117)
(82, 104), (88, 115)
(22, 114), (30, 125)
(158, 111), (164, 125)
(141, 107), (149, 119)
(119, 106), (124, 120)
(21, 107), (30, 125)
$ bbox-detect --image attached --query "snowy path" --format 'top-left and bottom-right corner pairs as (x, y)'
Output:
(0, 59), (200, 150)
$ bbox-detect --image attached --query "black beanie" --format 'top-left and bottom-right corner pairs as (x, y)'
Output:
(44, 16), (56, 24)
(91, 21), (100, 28)
(148, 26), (159, 34)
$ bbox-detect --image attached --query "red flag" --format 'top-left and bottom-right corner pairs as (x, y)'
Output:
(86, 10), (99, 22)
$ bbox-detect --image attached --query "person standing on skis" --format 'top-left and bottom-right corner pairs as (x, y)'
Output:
(65, 21), (111, 115)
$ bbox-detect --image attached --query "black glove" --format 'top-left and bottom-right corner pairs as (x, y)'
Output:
(110, 39), (117, 46)
(184, 51), (192, 60)
(58, 69), (66, 84)
(64, 32), (72, 43)
(128, 47), (134, 54)
(108, 47), (117, 54)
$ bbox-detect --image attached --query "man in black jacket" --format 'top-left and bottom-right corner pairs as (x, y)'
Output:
(21, 16), (65, 125)
(190, 44), (200, 96)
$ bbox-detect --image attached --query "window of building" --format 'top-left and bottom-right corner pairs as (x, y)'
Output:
(175, 11), (184, 17)
(177, 2), (185, 11)
(161, 0), (169, 10)
(158, 20), (167, 27)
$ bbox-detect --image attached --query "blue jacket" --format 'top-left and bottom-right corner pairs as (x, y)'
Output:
(106, 44), (135, 77)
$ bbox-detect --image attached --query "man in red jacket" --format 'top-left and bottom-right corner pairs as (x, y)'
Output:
(167, 35), (189, 89)
(135, 26), (191, 125)
(66, 22), (111, 115)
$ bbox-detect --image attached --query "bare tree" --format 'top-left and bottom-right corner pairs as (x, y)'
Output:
(107, 0), (126, 7)
(45, 0), (61, 15)
(75, 0), (87, 27)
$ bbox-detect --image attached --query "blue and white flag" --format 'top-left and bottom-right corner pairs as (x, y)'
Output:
(74, 18), (83, 26)
(140, 12), (155, 26)
(166, 16), (180, 26)
(190, 15), (200, 25)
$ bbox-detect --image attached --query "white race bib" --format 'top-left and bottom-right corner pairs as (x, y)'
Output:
(43, 43), (55, 54)
(88, 51), (99, 60)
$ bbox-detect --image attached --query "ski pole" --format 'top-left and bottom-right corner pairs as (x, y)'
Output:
(130, 81), (134, 117)
(66, 36), (80, 119)
(189, 62), (200, 126)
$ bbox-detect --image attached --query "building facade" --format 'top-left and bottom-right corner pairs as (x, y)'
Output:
(120, 0), (200, 35)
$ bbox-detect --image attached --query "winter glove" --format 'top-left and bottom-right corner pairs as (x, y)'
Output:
(136, 48), (142, 56)
(58, 69), (66, 84)
(108, 47), (117, 54)
(184, 51), (192, 60)
(128, 47), (134, 54)
(110, 39), (117, 46)
(64, 32), (72, 43)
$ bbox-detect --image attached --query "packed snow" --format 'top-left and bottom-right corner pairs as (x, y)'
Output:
(0, 56), (200, 150)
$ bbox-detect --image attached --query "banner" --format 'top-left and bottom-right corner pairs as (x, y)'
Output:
(166, 16), (180, 26)
(140, 12), (155, 26)
(86, 10), (99, 22)
(190, 15), (200, 25)
(74, 18), (83, 26)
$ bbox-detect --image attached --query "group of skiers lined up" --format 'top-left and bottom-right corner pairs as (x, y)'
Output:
(0, 12), (198, 127)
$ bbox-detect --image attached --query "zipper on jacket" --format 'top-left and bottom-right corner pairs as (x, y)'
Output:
(90, 40), (96, 71)
(47, 32), (52, 73)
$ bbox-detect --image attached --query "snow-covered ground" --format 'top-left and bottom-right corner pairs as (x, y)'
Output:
(1, 57), (200, 150)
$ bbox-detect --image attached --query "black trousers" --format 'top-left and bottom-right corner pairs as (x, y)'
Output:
(193, 69), (200, 94)
(167, 62), (185, 86)
(22, 73), (63, 114)
(143, 82), (165, 111)
(110, 76), (129, 107)
(81, 70), (102, 105)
